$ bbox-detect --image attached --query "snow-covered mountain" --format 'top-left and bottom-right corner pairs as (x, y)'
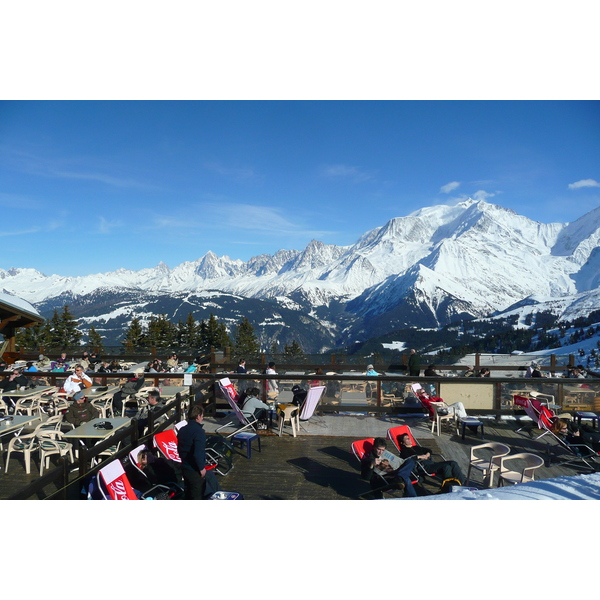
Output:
(1, 199), (599, 350)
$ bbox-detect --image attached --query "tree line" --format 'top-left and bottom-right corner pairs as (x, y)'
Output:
(15, 305), (306, 359)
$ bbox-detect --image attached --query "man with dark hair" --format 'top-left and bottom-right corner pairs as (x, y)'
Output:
(177, 405), (218, 499)
(397, 433), (464, 484)
(236, 359), (247, 374)
(361, 437), (417, 499)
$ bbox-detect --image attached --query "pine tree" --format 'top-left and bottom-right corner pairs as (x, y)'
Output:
(50, 305), (81, 350)
(122, 317), (146, 351)
(146, 314), (177, 348)
(178, 313), (199, 349)
(283, 339), (305, 360)
(88, 325), (105, 353)
(233, 317), (260, 358)
(15, 322), (50, 351)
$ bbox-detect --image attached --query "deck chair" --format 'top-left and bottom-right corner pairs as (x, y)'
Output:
(386, 424), (450, 485)
(297, 385), (327, 432)
(351, 437), (414, 499)
(153, 428), (223, 474)
(513, 395), (599, 471)
(215, 377), (258, 438)
(126, 444), (183, 499)
(97, 459), (139, 500)
(513, 395), (556, 440)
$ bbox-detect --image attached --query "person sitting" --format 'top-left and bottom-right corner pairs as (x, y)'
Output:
(53, 353), (69, 371)
(397, 432), (464, 484)
(97, 360), (111, 373)
(360, 437), (417, 499)
(132, 449), (179, 494)
(414, 386), (468, 420)
(108, 359), (122, 373)
(36, 354), (52, 370)
(0, 367), (29, 392)
(477, 368), (491, 377)
(135, 390), (165, 434)
(236, 359), (247, 374)
(166, 353), (179, 370)
(525, 362), (543, 378)
(365, 364), (379, 376)
(551, 418), (600, 453)
(462, 366), (475, 377)
(63, 364), (93, 398)
(64, 391), (100, 427)
(240, 386), (270, 427)
(424, 364), (438, 376)
(112, 369), (146, 415)
(24, 361), (38, 372)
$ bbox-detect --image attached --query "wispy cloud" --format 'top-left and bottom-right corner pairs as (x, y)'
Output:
(0, 192), (40, 208)
(320, 164), (375, 183)
(0, 227), (40, 237)
(0, 145), (155, 190)
(472, 190), (496, 201)
(568, 179), (600, 190)
(151, 202), (334, 240)
(440, 181), (460, 194)
(203, 161), (258, 182)
(97, 216), (123, 234)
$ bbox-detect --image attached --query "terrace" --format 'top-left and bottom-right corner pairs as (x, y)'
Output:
(1, 366), (599, 500)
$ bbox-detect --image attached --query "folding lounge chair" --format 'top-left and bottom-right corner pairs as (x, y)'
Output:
(351, 437), (418, 499)
(297, 385), (327, 432)
(215, 377), (259, 438)
(386, 424), (451, 485)
(126, 444), (182, 499)
(514, 395), (599, 471)
(513, 395), (556, 440)
(154, 428), (230, 476)
(97, 459), (139, 500)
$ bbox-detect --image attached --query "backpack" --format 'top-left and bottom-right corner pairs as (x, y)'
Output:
(439, 478), (462, 494)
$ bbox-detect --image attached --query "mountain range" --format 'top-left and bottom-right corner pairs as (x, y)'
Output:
(2, 199), (600, 352)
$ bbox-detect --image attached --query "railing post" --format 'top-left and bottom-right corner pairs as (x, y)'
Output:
(376, 380), (381, 407)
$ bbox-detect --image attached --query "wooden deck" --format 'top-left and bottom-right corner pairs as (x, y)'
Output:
(1, 414), (596, 500)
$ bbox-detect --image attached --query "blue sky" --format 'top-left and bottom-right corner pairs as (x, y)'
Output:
(1, 100), (599, 277)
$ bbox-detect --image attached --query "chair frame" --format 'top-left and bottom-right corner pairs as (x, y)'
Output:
(498, 452), (545, 486)
(466, 442), (511, 488)
(215, 378), (258, 438)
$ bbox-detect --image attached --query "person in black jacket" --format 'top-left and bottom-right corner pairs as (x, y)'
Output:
(408, 349), (421, 377)
(397, 432), (464, 483)
(177, 405), (219, 499)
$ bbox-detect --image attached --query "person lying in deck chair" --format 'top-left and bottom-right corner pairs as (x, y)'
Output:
(414, 386), (468, 420)
(551, 419), (600, 453)
(361, 437), (417, 499)
(397, 433), (464, 487)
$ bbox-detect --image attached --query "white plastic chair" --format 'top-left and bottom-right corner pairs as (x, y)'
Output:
(498, 452), (545, 486)
(466, 442), (511, 488)
(430, 402), (455, 436)
(277, 404), (299, 437)
(37, 430), (74, 475)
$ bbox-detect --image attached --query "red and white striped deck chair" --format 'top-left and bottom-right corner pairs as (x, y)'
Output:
(216, 377), (258, 438)
(513, 395), (556, 440)
(155, 427), (219, 472)
(98, 459), (138, 500)
(153, 429), (182, 463)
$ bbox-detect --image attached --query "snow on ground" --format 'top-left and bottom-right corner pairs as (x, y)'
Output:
(381, 341), (407, 352)
(407, 472), (600, 500)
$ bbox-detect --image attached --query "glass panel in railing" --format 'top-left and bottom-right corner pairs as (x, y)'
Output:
(501, 381), (561, 411)
(562, 381), (600, 412)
